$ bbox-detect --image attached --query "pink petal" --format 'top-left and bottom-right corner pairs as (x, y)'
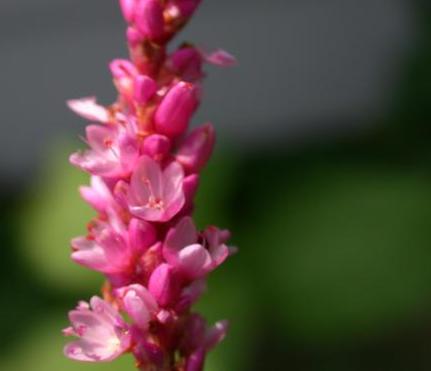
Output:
(67, 97), (110, 123)
(164, 216), (198, 258)
(205, 49), (237, 67)
(130, 156), (163, 204)
(204, 320), (229, 350)
(71, 237), (107, 272)
(177, 244), (212, 278)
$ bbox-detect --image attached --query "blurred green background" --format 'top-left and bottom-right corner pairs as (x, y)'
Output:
(2, 1), (431, 371)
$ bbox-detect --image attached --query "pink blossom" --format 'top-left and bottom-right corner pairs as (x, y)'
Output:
(71, 222), (132, 275)
(163, 217), (230, 279)
(64, 297), (131, 362)
(70, 124), (139, 178)
(79, 176), (116, 214)
(128, 156), (185, 222)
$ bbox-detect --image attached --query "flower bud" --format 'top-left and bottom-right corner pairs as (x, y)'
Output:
(135, 0), (164, 41)
(171, 47), (203, 81)
(176, 123), (215, 173)
(110, 59), (138, 100)
(127, 26), (144, 47)
(134, 75), (157, 104)
(128, 218), (157, 255)
(186, 348), (205, 371)
(142, 134), (171, 159)
(120, 0), (137, 22)
(155, 82), (199, 137)
(148, 263), (181, 307)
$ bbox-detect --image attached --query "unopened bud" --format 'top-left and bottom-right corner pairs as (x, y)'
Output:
(155, 82), (199, 137)
(135, 0), (165, 41)
(134, 75), (157, 104)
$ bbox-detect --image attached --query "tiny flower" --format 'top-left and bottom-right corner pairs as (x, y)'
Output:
(128, 155), (185, 222)
(154, 81), (199, 137)
(64, 296), (131, 362)
(67, 97), (110, 123)
(116, 284), (158, 331)
(163, 217), (230, 279)
(71, 221), (132, 275)
(135, 0), (165, 41)
(176, 123), (215, 173)
(70, 124), (139, 178)
(79, 176), (116, 214)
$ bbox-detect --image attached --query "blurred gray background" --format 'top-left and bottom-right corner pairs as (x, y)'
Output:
(0, 0), (415, 180)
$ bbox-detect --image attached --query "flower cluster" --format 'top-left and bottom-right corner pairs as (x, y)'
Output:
(62, 1), (236, 370)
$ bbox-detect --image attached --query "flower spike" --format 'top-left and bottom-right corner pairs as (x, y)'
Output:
(64, 0), (237, 369)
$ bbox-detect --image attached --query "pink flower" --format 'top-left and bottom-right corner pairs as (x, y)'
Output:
(128, 156), (185, 222)
(163, 217), (230, 279)
(64, 297), (131, 362)
(72, 216), (157, 277)
(70, 124), (139, 178)
(176, 123), (215, 173)
(115, 284), (158, 331)
(71, 222), (131, 275)
(67, 97), (110, 123)
(79, 176), (116, 214)
(154, 81), (199, 137)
